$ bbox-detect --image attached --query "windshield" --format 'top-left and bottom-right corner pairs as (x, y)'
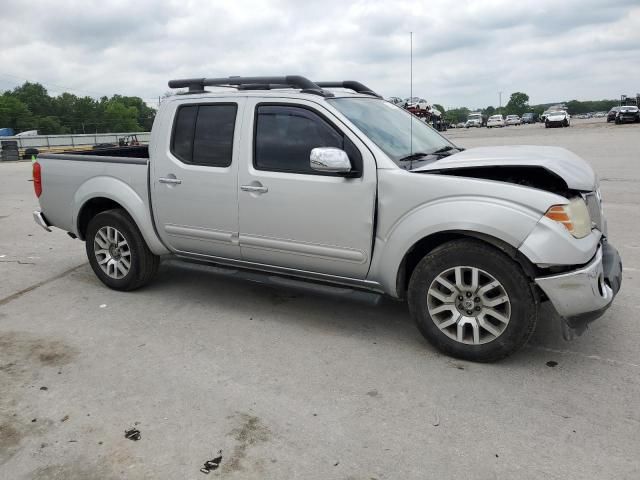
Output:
(328, 98), (456, 164)
(468, 114), (481, 120)
(548, 111), (564, 115)
(489, 115), (502, 120)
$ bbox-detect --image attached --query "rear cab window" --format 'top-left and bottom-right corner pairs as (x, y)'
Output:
(171, 103), (238, 167)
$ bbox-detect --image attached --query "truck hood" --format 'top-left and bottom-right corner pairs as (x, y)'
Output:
(413, 145), (597, 191)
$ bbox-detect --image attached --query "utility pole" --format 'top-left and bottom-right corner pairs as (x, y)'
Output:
(498, 91), (503, 109)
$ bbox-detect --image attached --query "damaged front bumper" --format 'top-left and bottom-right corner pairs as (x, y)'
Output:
(535, 242), (622, 338)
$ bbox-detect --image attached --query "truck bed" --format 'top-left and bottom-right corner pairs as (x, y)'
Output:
(36, 148), (151, 238)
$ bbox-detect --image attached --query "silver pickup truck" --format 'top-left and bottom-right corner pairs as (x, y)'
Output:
(32, 75), (622, 362)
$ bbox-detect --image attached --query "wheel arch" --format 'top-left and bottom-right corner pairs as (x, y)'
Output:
(394, 230), (538, 300)
(73, 177), (169, 255)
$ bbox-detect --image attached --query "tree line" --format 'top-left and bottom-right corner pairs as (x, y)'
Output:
(0, 82), (156, 135)
(443, 92), (620, 124)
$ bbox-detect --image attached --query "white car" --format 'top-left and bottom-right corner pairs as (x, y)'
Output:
(405, 97), (429, 110)
(487, 115), (505, 128)
(387, 97), (404, 107)
(545, 110), (570, 128)
(505, 115), (521, 126)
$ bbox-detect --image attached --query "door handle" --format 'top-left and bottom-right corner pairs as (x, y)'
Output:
(241, 184), (268, 194)
(159, 177), (182, 185)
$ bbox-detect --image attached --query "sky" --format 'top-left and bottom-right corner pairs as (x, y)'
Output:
(0, 0), (638, 110)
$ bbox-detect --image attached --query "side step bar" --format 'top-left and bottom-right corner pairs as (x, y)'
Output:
(164, 258), (383, 306)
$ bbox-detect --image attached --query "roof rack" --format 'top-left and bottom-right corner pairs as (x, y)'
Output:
(168, 75), (332, 97)
(168, 76), (381, 98)
(315, 81), (381, 98)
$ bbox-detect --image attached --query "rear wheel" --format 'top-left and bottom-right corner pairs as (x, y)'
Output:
(407, 239), (538, 362)
(86, 209), (159, 291)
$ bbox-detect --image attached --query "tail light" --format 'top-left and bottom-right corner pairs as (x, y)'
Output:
(33, 161), (42, 198)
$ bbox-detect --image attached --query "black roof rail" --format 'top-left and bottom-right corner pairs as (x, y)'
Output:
(168, 75), (332, 97)
(315, 81), (381, 98)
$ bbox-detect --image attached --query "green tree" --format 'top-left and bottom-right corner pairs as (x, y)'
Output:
(36, 116), (68, 134)
(103, 100), (141, 132)
(444, 107), (470, 124)
(505, 92), (530, 116)
(0, 95), (34, 131)
(433, 104), (445, 115)
(11, 82), (51, 118)
(483, 106), (495, 116)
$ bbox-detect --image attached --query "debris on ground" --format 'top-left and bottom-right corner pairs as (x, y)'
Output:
(432, 414), (440, 427)
(124, 428), (141, 441)
(61, 415), (69, 422)
(546, 361), (558, 368)
(200, 450), (223, 474)
(39, 386), (48, 391)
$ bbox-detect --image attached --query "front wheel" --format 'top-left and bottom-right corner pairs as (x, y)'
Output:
(86, 209), (159, 291)
(407, 239), (538, 362)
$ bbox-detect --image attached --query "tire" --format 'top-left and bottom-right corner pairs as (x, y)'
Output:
(407, 239), (538, 362)
(86, 209), (159, 291)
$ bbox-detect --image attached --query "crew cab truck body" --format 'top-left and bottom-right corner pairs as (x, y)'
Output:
(33, 76), (622, 362)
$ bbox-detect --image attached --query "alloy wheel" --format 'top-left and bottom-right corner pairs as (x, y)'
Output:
(426, 266), (511, 345)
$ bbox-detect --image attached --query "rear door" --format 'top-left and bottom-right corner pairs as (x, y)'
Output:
(237, 99), (377, 279)
(151, 98), (244, 258)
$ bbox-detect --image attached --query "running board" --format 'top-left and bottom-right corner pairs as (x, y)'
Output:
(163, 258), (383, 306)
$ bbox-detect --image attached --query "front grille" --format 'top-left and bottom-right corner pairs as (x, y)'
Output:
(584, 191), (603, 231)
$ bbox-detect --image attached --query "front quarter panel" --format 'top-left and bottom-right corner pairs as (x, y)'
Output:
(368, 169), (567, 296)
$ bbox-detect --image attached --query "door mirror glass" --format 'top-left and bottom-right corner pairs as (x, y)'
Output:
(310, 147), (351, 173)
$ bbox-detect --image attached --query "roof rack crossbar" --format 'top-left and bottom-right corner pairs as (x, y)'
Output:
(168, 75), (332, 97)
(315, 81), (381, 98)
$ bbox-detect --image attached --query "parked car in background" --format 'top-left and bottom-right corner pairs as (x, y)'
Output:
(521, 113), (536, 124)
(487, 114), (505, 128)
(465, 112), (484, 128)
(387, 97), (404, 107)
(594, 111), (606, 118)
(31, 74), (622, 362)
(607, 107), (621, 122)
(505, 115), (521, 126)
(456, 122), (466, 128)
(614, 105), (640, 124)
(545, 110), (570, 128)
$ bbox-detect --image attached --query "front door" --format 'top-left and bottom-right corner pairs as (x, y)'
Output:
(237, 100), (377, 279)
(152, 98), (244, 259)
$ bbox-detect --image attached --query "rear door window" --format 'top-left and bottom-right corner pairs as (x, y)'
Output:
(171, 104), (237, 167)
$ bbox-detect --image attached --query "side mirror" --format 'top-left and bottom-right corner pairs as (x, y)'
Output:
(310, 147), (351, 174)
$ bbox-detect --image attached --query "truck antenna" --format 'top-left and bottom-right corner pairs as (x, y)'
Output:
(410, 31), (413, 168)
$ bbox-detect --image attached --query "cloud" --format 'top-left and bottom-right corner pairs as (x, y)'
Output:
(0, 0), (638, 109)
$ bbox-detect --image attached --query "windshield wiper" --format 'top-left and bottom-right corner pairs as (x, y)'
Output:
(397, 152), (430, 162)
(430, 145), (459, 155)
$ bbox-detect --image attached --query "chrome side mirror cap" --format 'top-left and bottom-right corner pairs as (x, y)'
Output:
(310, 147), (351, 174)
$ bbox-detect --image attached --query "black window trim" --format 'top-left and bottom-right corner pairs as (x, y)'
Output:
(170, 101), (238, 167)
(252, 102), (363, 178)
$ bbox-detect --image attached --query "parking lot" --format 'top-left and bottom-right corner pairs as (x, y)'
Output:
(1, 119), (639, 479)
